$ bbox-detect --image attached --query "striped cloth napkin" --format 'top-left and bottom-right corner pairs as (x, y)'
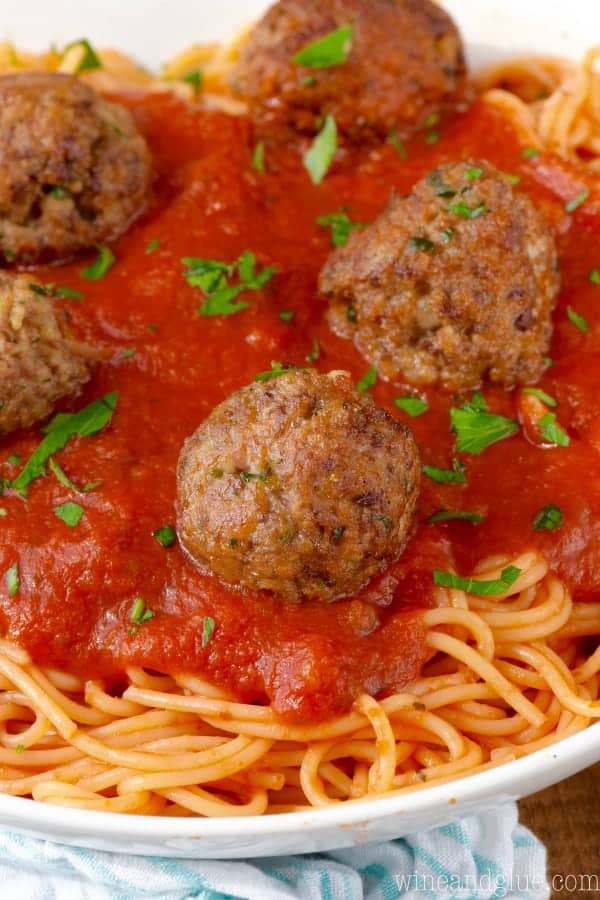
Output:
(0, 803), (549, 899)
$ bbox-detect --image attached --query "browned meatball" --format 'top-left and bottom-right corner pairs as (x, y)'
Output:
(231, 0), (466, 140)
(320, 160), (559, 389)
(0, 273), (91, 434)
(0, 73), (151, 265)
(177, 368), (420, 602)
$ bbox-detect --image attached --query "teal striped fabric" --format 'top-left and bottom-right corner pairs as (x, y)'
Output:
(0, 803), (549, 899)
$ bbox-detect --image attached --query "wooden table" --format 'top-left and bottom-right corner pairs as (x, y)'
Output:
(519, 764), (599, 899)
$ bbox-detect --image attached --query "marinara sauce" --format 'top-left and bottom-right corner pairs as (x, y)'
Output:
(1, 94), (599, 721)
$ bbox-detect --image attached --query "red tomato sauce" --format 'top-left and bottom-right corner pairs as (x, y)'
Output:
(1, 94), (599, 722)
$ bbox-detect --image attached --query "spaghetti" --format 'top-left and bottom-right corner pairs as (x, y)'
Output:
(0, 553), (596, 816)
(0, 27), (599, 817)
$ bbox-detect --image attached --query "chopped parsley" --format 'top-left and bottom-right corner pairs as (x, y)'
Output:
(304, 114), (337, 184)
(306, 339), (321, 363)
(440, 227), (455, 243)
(80, 245), (115, 280)
(389, 129), (408, 159)
(182, 251), (276, 317)
(428, 509), (483, 525)
(522, 387), (557, 408)
(202, 616), (215, 647)
(15, 744), (24, 754)
(373, 515), (393, 530)
(317, 211), (366, 247)
(181, 69), (203, 94)
(565, 188), (589, 214)
(450, 396), (518, 455)
(425, 130), (440, 144)
(129, 598), (155, 634)
(5, 563), (19, 597)
(505, 174), (521, 185)
(255, 361), (298, 382)
(521, 147), (539, 159)
(332, 525), (346, 542)
(538, 412), (570, 447)
(466, 167), (483, 180)
(29, 283), (83, 301)
(12, 393), (118, 496)
(394, 395), (428, 417)
(356, 365), (377, 393)
(422, 457), (467, 484)
(589, 268), (600, 285)
(240, 466), (271, 483)
(433, 565), (522, 596)
(153, 525), (176, 548)
(428, 169), (455, 198)
(146, 238), (160, 254)
(347, 305), (358, 323)
(533, 504), (564, 531)
(121, 348), (136, 360)
(251, 142), (265, 172)
(64, 38), (102, 73)
(279, 309), (294, 322)
(54, 502), (84, 528)
(49, 458), (100, 493)
(422, 112), (440, 129)
(6, 455), (20, 466)
(448, 200), (487, 219)
(567, 306), (589, 334)
(49, 186), (67, 199)
(409, 236), (435, 252)
(293, 24), (353, 68)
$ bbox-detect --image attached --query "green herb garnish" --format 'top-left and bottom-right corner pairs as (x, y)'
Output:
(450, 397), (518, 455)
(565, 188), (589, 214)
(129, 598), (155, 634)
(389, 129), (407, 159)
(589, 268), (600, 285)
(409, 236), (435, 252)
(153, 525), (176, 548)
(279, 309), (294, 322)
(533, 504), (564, 531)
(522, 387), (557, 407)
(466, 167), (483, 180)
(54, 502), (84, 528)
(538, 413), (570, 447)
(567, 306), (589, 333)
(182, 251), (276, 317)
(202, 616), (215, 647)
(306, 339), (321, 363)
(12, 393), (118, 496)
(422, 458), (467, 484)
(5, 563), (19, 597)
(80, 245), (115, 280)
(356, 365), (377, 393)
(448, 201), (487, 219)
(146, 238), (160, 254)
(49, 458), (100, 493)
(294, 24), (353, 68)
(181, 69), (203, 94)
(428, 509), (483, 525)
(317, 211), (366, 247)
(64, 38), (102, 73)
(304, 114), (337, 184)
(394, 395), (428, 417)
(521, 147), (539, 158)
(251, 142), (265, 172)
(433, 565), (522, 596)
(255, 361), (298, 382)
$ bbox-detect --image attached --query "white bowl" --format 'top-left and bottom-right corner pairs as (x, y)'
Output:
(1, 0), (599, 859)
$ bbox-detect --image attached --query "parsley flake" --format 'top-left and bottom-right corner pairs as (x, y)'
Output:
(356, 365), (377, 392)
(422, 458), (467, 484)
(389, 129), (408, 159)
(428, 509), (483, 525)
(304, 114), (337, 184)
(533, 504), (564, 531)
(54, 502), (84, 528)
(523, 387), (557, 408)
(450, 398), (518, 455)
(153, 525), (176, 548)
(202, 616), (215, 647)
(146, 238), (160, 254)
(255, 361), (299, 382)
(129, 598), (155, 634)
(64, 38), (102, 73)
(182, 252), (276, 317)
(565, 188), (589, 214)
(394, 395), (428, 417)
(466, 166), (483, 180)
(521, 147), (539, 158)
(5, 563), (19, 597)
(567, 306), (589, 334)
(12, 393), (118, 496)
(279, 309), (294, 322)
(589, 268), (600, 285)
(433, 565), (522, 596)
(251, 142), (265, 172)
(181, 69), (203, 94)
(448, 200), (487, 219)
(80, 245), (115, 280)
(306, 339), (321, 363)
(293, 24), (353, 68)
(317, 211), (366, 247)
(409, 236), (435, 252)
(538, 413), (570, 447)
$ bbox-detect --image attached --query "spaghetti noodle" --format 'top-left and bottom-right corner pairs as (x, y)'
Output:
(0, 553), (596, 816)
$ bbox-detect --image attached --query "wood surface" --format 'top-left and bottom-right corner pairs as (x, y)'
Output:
(519, 764), (599, 899)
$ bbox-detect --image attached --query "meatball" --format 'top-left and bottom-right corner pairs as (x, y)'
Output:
(319, 160), (559, 389)
(177, 368), (420, 602)
(0, 273), (91, 434)
(0, 73), (151, 265)
(231, 0), (466, 140)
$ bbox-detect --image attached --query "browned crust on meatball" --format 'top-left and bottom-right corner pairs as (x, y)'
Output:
(177, 369), (421, 602)
(0, 73), (152, 265)
(319, 160), (560, 389)
(231, 0), (467, 140)
(0, 272), (92, 434)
